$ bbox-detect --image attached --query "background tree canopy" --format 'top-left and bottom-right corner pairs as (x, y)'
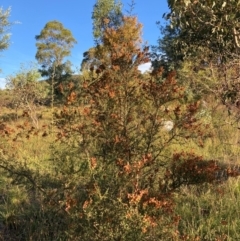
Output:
(161, 0), (240, 63)
(35, 20), (77, 80)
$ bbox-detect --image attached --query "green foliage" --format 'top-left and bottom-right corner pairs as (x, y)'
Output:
(6, 63), (49, 128)
(166, 0), (240, 62)
(155, 0), (240, 126)
(152, 23), (182, 72)
(6, 63), (48, 101)
(81, 47), (100, 71)
(7, 63), (40, 88)
(35, 20), (76, 66)
(35, 20), (77, 80)
(81, 0), (124, 71)
(92, 0), (123, 41)
(0, 7), (11, 53)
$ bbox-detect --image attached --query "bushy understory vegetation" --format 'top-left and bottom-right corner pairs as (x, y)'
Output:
(0, 0), (240, 240)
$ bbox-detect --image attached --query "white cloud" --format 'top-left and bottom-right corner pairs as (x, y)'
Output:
(138, 62), (152, 73)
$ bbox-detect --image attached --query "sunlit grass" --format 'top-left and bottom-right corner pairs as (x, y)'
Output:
(0, 98), (239, 240)
(174, 177), (240, 240)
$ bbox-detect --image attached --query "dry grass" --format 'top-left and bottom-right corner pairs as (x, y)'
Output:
(0, 96), (239, 240)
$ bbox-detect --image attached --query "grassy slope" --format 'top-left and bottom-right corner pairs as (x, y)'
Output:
(0, 88), (239, 240)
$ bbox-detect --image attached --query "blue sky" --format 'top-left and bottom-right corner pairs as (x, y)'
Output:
(0, 0), (169, 87)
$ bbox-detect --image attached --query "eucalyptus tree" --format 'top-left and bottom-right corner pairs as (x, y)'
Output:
(36, 20), (76, 128)
(164, 0), (240, 62)
(155, 0), (240, 70)
(35, 21), (77, 91)
(154, 0), (240, 111)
